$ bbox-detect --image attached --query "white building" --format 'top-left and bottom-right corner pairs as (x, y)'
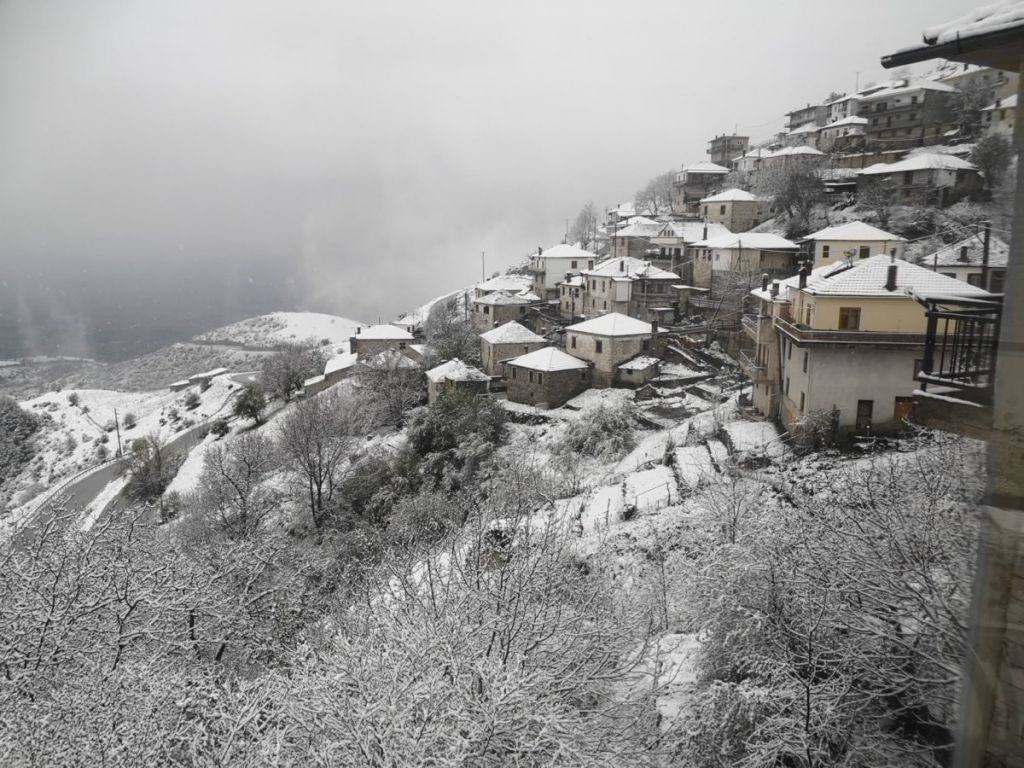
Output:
(800, 221), (906, 267)
(528, 243), (598, 298)
(923, 233), (1009, 293)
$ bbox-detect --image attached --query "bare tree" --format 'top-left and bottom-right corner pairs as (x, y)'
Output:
(197, 432), (280, 537)
(424, 297), (480, 365)
(634, 170), (676, 216)
(278, 389), (365, 528)
(121, 432), (175, 522)
(259, 343), (327, 401)
(355, 351), (425, 426)
(756, 162), (825, 236)
(857, 176), (898, 229)
(971, 134), (1013, 191)
(569, 202), (599, 249)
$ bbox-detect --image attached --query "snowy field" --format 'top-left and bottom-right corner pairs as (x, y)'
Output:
(193, 312), (365, 348)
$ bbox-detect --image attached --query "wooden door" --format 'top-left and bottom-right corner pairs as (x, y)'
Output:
(856, 400), (873, 432)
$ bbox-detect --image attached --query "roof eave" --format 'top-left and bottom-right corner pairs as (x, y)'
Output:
(882, 27), (1024, 73)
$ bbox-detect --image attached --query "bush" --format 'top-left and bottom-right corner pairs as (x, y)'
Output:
(183, 391), (200, 410)
(554, 400), (637, 460)
(233, 383), (267, 425)
(210, 418), (230, 438)
(122, 412), (137, 430)
(66, 392), (80, 407)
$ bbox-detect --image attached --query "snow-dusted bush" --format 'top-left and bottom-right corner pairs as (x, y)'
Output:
(553, 400), (638, 460)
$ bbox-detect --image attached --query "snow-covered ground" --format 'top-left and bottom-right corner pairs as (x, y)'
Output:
(193, 312), (365, 348)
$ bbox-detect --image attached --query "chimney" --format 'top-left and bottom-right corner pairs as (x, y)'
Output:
(761, 273), (769, 291)
(798, 266), (809, 289)
(958, 245), (969, 262)
(702, 223), (708, 240)
(770, 281), (779, 298)
(619, 260), (625, 272)
(537, 246), (542, 255)
(885, 263), (898, 292)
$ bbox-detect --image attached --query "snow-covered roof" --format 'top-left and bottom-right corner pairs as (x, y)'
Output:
(787, 122), (821, 135)
(764, 145), (826, 158)
(618, 356), (661, 371)
(700, 188), (760, 203)
(537, 243), (598, 261)
(857, 153), (977, 175)
(507, 347), (589, 372)
(615, 219), (664, 238)
(693, 233), (798, 250)
(360, 350), (421, 369)
(822, 115), (869, 129)
(354, 324), (415, 341)
(681, 161), (730, 174)
(611, 201), (636, 217)
(303, 374), (325, 388)
(477, 274), (532, 292)
(324, 351), (359, 375)
(425, 358), (490, 383)
(857, 78), (956, 100)
(584, 257), (678, 280)
(480, 321), (546, 344)
(557, 275), (586, 288)
(925, 234), (1010, 267)
(802, 220), (905, 242)
(983, 93), (1018, 110)
(802, 255), (993, 298)
(474, 290), (541, 306)
(923, 1), (1024, 46)
(567, 312), (662, 337)
(657, 221), (732, 241)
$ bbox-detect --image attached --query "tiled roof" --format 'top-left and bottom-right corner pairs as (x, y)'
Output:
(479, 321), (546, 344)
(425, 358), (490, 383)
(925, 234), (1010, 267)
(802, 220), (904, 242)
(700, 188), (759, 203)
(857, 152), (977, 175)
(803, 255), (992, 297)
(566, 312), (661, 337)
(693, 233), (798, 250)
(507, 347), (589, 372)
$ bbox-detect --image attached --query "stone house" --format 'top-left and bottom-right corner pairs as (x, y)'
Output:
(699, 188), (769, 233)
(350, 324), (415, 357)
(799, 220), (906, 268)
(479, 321), (547, 376)
(982, 93), (1017, 141)
(565, 312), (665, 387)
(607, 217), (663, 259)
(617, 356), (661, 388)
(857, 78), (956, 148)
(504, 347), (591, 408)
(527, 243), (597, 299)
(556, 274), (586, 319)
(690, 232), (799, 290)
(923, 233), (1009, 293)
(818, 115), (869, 153)
(425, 359), (490, 404)
(671, 162), (730, 215)
(472, 290), (544, 331)
(579, 257), (679, 319)
(856, 153), (983, 207)
(707, 134), (749, 167)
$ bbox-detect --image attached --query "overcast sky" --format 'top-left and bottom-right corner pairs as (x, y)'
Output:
(0, 0), (980, 358)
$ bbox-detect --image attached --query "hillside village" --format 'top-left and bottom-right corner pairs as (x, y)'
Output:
(0, 3), (1021, 766)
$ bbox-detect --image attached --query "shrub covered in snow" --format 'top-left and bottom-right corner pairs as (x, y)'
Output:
(553, 400), (638, 460)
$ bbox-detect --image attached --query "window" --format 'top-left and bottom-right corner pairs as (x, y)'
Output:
(821, 244), (830, 260)
(800, 392), (805, 412)
(967, 273), (983, 287)
(838, 307), (861, 330)
(570, 335), (576, 349)
(909, 112), (917, 121)
(859, 245), (870, 259)
(570, 260), (577, 269)
(788, 341), (792, 360)
(483, 306), (490, 315)
(399, 342), (406, 349)
(537, 373), (543, 385)
(785, 377), (790, 395)
(603, 300), (607, 309)
(719, 205), (726, 215)
(511, 367), (517, 379)
(580, 370), (587, 382)
(561, 287), (565, 296)
(802, 351), (808, 373)
(702, 206), (708, 216)
(911, 95), (918, 105)
(642, 338), (650, 351)
(528, 370), (534, 383)
(595, 340), (603, 353)
(990, 270), (1005, 294)
(903, 171), (913, 185)
(890, 248), (897, 257)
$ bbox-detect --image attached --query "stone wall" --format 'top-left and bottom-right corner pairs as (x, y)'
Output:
(506, 365), (590, 408)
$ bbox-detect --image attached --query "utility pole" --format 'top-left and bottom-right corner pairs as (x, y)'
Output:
(481, 251), (485, 282)
(981, 220), (992, 291)
(113, 407), (123, 458)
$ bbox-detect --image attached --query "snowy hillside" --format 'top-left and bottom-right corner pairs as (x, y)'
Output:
(193, 312), (366, 349)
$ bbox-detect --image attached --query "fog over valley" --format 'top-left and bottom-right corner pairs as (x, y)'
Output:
(0, 0), (976, 360)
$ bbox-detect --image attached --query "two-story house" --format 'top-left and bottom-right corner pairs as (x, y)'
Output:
(699, 188), (769, 233)
(504, 347), (591, 408)
(857, 152), (983, 206)
(818, 115), (869, 153)
(800, 220), (906, 267)
(479, 321), (547, 376)
(528, 243), (597, 299)
(982, 93), (1017, 141)
(924, 233), (1009, 293)
(565, 313), (665, 387)
(607, 217), (663, 260)
(579, 257), (679, 319)
(671, 162), (730, 215)
(741, 255), (991, 435)
(471, 290), (545, 331)
(691, 232), (799, 290)
(707, 134), (749, 166)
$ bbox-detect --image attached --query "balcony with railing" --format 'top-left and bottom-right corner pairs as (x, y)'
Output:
(742, 313), (773, 344)
(913, 294), (1002, 438)
(738, 349), (770, 381)
(774, 316), (928, 347)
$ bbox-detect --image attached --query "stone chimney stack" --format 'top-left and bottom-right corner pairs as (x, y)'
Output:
(761, 273), (769, 291)
(770, 281), (779, 298)
(798, 265), (809, 290)
(885, 263), (898, 292)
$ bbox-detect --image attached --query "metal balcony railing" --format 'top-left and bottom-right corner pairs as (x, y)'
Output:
(916, 294), (1002, 405)
(738, 349), (769, 381)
